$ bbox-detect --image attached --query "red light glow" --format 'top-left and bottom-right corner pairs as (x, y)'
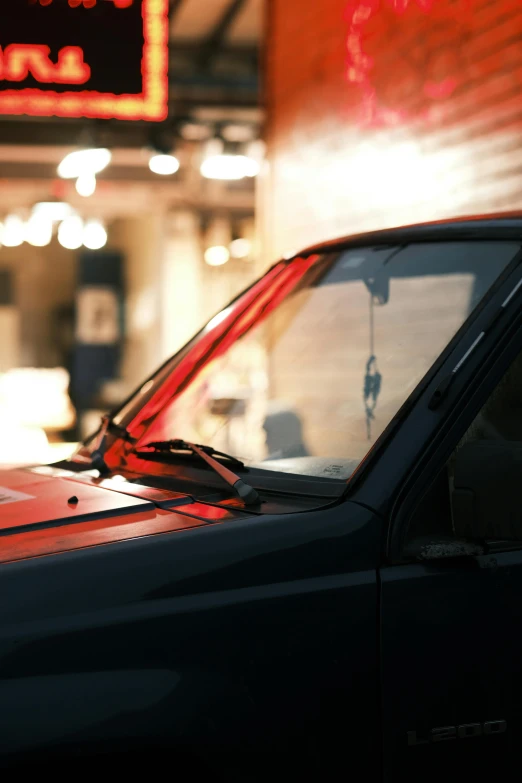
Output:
(1, 0), (168, 121)
(344, 0), (499, 126)
(32, 0), (134, 6)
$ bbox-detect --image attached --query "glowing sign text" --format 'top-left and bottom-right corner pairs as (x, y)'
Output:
(31, 1), (134, 7)
(0, 45), (90, 84)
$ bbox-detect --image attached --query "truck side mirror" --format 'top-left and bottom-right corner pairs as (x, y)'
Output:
(451, 440), (522, 540)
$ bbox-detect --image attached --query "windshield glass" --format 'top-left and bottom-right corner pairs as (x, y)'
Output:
(118, 240), (521, 480)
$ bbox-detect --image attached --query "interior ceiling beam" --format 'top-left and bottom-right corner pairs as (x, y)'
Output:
(0, 96), (260, 148)
(170, 42), (258, 59)
(170, 42), (259, 81)
(197, 0), (249, 70)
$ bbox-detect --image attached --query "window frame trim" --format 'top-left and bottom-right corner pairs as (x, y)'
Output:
(386, 268), (522, 565)
(343, 243), (522, 508)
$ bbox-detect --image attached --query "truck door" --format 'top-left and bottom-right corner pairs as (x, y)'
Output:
(380, 335), (522, 782)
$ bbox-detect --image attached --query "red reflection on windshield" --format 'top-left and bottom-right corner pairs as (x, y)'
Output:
(106, 255), (320, 470)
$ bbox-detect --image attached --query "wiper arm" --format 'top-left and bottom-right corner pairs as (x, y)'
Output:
(90, 415), (137, 475)
(138, 439), (261, 506)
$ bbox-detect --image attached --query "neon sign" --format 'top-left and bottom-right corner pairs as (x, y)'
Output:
(0, 0), (168, 121)
(30, 1), (135, 7)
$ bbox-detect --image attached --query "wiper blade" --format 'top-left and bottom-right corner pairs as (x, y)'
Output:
(142, 439), (245, 466)
(137, 439), (260, 506)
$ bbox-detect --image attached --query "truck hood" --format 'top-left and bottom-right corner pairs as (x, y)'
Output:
(0, 466), (255, 565)
(0, 468), (155, 534)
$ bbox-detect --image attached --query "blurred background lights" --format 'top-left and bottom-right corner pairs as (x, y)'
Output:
(229, 238), (251, 258)
(57, 148), (111, 179)
(204, 245), (230, 266)
(75, 172), (97, 197)
(32, 202), (74, 222)
(221, 124), (256, 143)
(201, 154), (260, 180)
(2, 215), (25, 247)
(25, 215), (52, 247)
(82, 219), (107, 250)
(179, 122), (212, 141)
(149, 154), (180, 175)
(58, 215), (84, 250)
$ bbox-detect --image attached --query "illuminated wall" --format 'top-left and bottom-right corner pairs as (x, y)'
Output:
(264, 0), (522, 258)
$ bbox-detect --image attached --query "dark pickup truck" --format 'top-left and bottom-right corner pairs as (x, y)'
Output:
(1, 215), (522, 781)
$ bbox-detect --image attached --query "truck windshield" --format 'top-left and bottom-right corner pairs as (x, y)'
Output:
(116, 240), (521, 481)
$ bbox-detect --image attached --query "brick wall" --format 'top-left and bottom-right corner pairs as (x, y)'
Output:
(263, 0), (522, 259)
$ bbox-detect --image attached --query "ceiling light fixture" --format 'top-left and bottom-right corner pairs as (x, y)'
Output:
(32, 202), (74, 222)
(58, 216), (84, 250)
(179, 122), (212, 141)
(221, 124), (256, 143)
(2, 215), (25, 247)
(149, 153), (180, 176)
(57, 148), (111, 179)
(201, 154), (259, 181)
(75, 172), (97, 197)
(82, 219), (108, 250)
(25, 216), (52, 247)
(229, 238), (252, 259)
(204, 245), (230, 266)
(200, 136), (261, 181)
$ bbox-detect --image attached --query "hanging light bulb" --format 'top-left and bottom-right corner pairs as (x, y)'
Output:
(200, 154), (259, 180)
(229, 238), (252, 259)
(204, 246), (230, 266)
(83, 219), (107, 250)
(25, 215), (52, 247)
(149, 154), (180, 175)
(76, 172), (96, 197)
(58, 148), (111, 179)
(58, 216), (83, 250)
(2, 215), (25, 247)
(200, 136), (260, 180)
(32, 202), (74, 222)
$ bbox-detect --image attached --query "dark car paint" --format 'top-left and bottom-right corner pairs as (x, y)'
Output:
(1, 216), (522, 779)
(0, 499), (381, 779)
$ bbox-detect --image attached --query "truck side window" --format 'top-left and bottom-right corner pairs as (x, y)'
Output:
(406, 345), (522, 547)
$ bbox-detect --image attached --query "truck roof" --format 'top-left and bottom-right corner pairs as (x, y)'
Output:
(297, 212), (522, 258)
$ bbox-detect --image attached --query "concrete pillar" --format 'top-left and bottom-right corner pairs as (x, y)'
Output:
(0, 308), (20, 372)
(110, 214), (164, 393)
(161, 210), (203, 358)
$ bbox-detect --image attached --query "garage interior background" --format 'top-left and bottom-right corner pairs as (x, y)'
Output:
(0, 0), (264, 459)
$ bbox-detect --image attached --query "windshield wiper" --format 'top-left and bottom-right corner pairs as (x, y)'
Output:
(142, 439), (245, 467)
(89, 415), (137, 475)
(137, 439), (261, 506)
